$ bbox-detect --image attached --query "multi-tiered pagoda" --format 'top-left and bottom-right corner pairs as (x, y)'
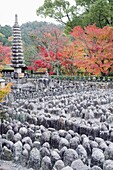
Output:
(11, 14), (26, 75)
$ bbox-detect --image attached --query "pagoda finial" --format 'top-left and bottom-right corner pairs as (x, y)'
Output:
(15, 14), (18, 25)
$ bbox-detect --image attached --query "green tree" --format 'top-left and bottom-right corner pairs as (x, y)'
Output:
(37, 0), (113, 31)
(37, 0), (77, 31)
(0, 25), (12, 46)
(80, 0), (113, 28)
(0, 25), (12, 39)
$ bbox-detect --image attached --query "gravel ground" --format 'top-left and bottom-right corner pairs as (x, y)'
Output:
(0, 160), (32, 170)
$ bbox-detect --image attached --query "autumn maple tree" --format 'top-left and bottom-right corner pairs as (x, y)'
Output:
(29, 26), (68, 75)
(0, 82), (12, 102)
(0, 42), (11, 65)
(68, 25), (113, 76)
(0, 43), (12, 102)
(28, 24), (113, 76)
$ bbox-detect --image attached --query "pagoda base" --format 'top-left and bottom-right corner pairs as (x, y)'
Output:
(13, 68), (25, 79)
(14, 68), (22, 74)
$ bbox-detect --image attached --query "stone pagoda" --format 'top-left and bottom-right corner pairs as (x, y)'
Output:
(11, 14), (26, 75)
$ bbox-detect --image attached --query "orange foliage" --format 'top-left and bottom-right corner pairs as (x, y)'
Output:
(66, 25), (113, 75)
